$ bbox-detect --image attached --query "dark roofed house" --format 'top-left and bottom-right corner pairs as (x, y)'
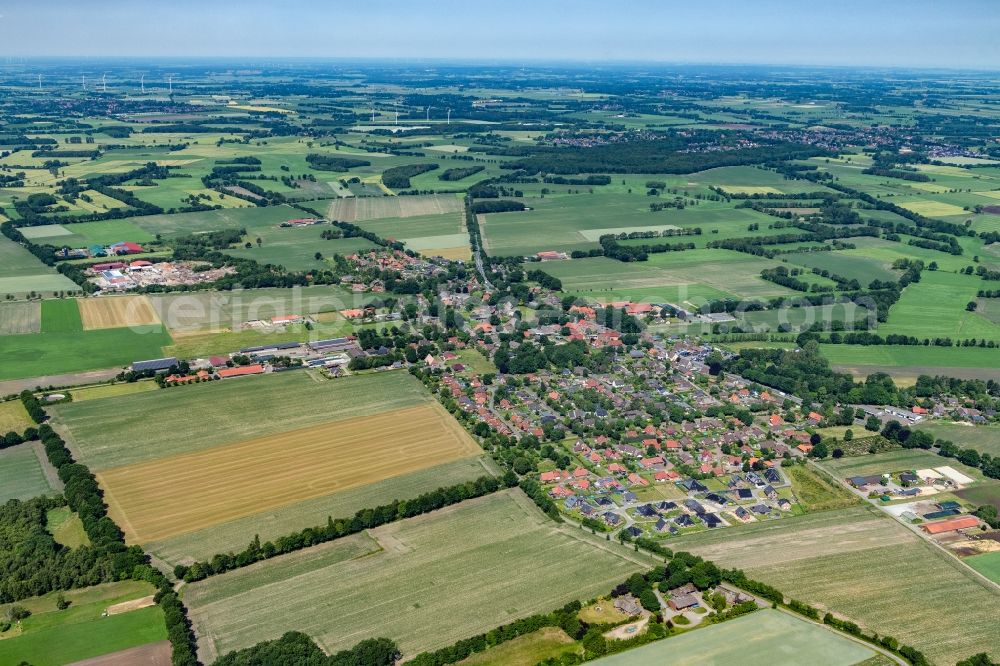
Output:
(675, 514), (694, 527)
(751, 504), (771, 515)
(764, 468), (781, 484)
(703, 513), (722, 528)
(603, 512), (622, 526)
(899, 473), (920, 486)
(657, 501), (677, 511)
(636, 504), (659, 518)
(737, 488), (753, 500)
(683, 499), (706, 514)
(624, 526), (643, 538)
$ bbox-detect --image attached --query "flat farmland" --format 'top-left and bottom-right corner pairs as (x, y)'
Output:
(819, 449), (987, 482)
(783, 251), (898, 286)
(53, 370), (430, 470)
(0, 444), (56, 501)
(0, 235), (82, 299)
(327, 194), (463, 221)
(128, 205), (304, 237)
(41, 298), (83, 332)
(917, 422), (1000, 457)
(878, 271), (1000, 343)
(823, 344), (1000, 373)
(79, 295), (161, 330)
(0, 301), (41, 335)
(149, 285), (364, 333)
(669, 506), (1000, 664)
(479, 195), (777, 257)
(0, 399), (33, 432)
(224, 226), (377, 272)
(0, 324), (173, 381)
(542, 249), (795, 302)
(98, 402), (482, 543)
(187, 490), (650, 662)
(148, 456), (494, 566)
(589, 609), (875, 666)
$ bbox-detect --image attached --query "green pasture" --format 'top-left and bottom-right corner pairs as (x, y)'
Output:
(53, 370), (430, 470)
(590, 609), (874, 666)
(0, 444), (56, 502)
(0, 324), (173, 381)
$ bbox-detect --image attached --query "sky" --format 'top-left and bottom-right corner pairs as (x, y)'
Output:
(1, 0), (998, 69)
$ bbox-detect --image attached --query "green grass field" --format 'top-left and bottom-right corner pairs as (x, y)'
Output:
(818, 449), (987, 482)
(0, 581), (165, 666)
(53, 370), (430, 470)
(590, 609), (875, 666)
(916, 422), (1000, 457)
(458, 628), (578, 666)
(542, 249), (795, 304)
(0, 444), (56, 501)
(788, 465), (861, 512)
(147, 456), (494, 566)
(0, 399), (33, 432)
(964, 552), (1000, 584)
(0, 235), (82, 299)
(0, 324), (173, 381)
(129, 205), (305, 237)
(46, 506), (91, 548)
(879, 271), (1000, 343)
(186, 490), (651, 662)
(223, 225), (378, 272)
(668, 506), (1000, 664)
(822, 344), (1000, 371)
(40, 298), (83, 333)
(24, 219), (156, 247)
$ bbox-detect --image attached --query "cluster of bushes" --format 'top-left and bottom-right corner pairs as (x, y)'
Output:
(175, 474), (512, 582)
(212, 631), (399, 666)
(439, 165), (484, 181)
(305, 154), (371, 171)
(382, 163), (439, 188)
(470, 199), (526, 214)
(527, 269), (562, 291)
(598, 234), (694, 262)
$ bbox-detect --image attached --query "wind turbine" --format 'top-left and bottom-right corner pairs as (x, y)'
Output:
(370, 101), (375, 123)
(102, 73), (107, 93)
(426, 106), (432, 121)
(140, 74), (145, 94)
(447, 108), (451, 125)
(37, 74), (41, 90)
(82, 74), (86, 90)
(168, 75), (173, 94)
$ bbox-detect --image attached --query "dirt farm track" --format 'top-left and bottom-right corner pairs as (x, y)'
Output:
(97, 402), (482, 544)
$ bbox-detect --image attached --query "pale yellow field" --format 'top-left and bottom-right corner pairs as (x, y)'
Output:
(899, 200), (967, 217)
(78, 295), (161, 330)
(0, 400), (33, 433)
(424, 246), (472, 261)
(720, 185), (782, 195)
(974, 190), (1000, 200)
(70, 381), (160, 403)
(98, 402), (482, 543)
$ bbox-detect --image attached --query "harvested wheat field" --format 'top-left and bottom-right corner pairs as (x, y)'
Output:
(98, 402), (482, 543)
(79, 296), (160, 330)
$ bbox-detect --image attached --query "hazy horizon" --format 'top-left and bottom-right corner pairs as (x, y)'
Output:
(1, 0), (998, 70)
